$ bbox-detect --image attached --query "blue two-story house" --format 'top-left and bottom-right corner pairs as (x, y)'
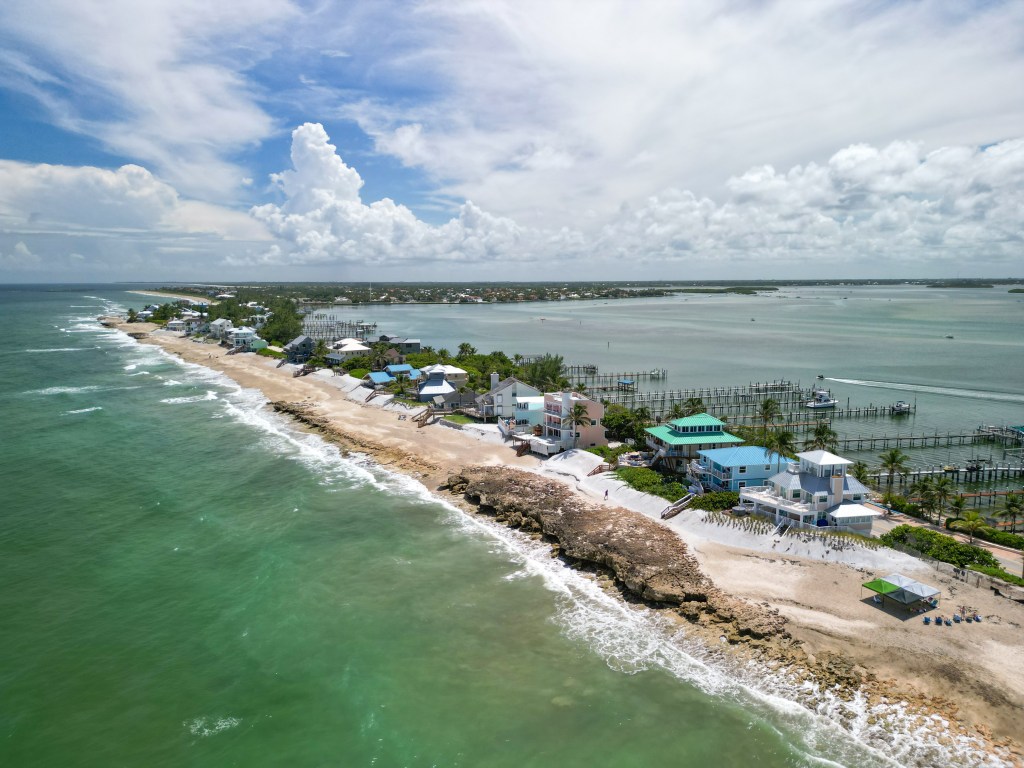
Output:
(691, 446), (788, 492)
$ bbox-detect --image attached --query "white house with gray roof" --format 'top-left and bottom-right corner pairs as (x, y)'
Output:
(739, 450), (880, 533)
(475, 374), (541, 419)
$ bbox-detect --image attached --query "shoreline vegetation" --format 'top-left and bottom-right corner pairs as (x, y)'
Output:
(128, 277), (1024, 307)
(105, 317), (1024, 765)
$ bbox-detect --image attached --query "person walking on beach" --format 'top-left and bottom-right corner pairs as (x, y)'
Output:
(604, 489), (609, 500)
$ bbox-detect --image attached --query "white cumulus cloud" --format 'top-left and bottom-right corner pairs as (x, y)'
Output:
(250, 123), (533, 266)
(251, 124), (1024, 278)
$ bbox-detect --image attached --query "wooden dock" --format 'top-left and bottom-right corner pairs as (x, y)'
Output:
(836, 425), (1024, 453)
(872, 465), (1024, 487)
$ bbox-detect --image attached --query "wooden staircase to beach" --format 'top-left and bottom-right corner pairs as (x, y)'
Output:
(588, 463), (614, 476)
(414, 407), (434, 428)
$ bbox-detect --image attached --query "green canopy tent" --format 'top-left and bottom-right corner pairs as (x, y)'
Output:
(862, 573), (940, 606)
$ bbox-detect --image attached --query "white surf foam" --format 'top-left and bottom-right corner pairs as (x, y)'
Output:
(183, 716), (240, 737)
(160, 391), (218, 405)
(827, 378), (1024, 404)
(63, 406), (103, 415)
(24, 347), (93, 353)
(26, 385), (102, 396)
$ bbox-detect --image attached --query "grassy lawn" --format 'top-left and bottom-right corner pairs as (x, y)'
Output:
(442, 413), (477, 424)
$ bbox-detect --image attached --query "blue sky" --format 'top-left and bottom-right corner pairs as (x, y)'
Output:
(1, 0), (1023, 282)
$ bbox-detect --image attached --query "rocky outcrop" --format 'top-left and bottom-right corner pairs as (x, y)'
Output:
(446, 466), (786, 644)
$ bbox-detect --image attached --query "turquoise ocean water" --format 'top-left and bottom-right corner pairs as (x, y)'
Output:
(1, 285), (1020, 767)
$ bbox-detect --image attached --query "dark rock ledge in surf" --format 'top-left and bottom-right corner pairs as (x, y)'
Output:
(446, 467), (789, 645)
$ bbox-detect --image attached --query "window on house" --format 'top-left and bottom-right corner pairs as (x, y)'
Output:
(764, 465), (771, 471)
(792, 490), (801, 499)
(737, 481), (746, 488)
(738, 466), (746, 474)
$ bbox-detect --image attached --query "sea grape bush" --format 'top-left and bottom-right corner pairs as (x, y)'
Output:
(879, 525), (1000, 568)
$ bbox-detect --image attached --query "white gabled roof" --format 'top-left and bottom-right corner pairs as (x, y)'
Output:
(422, 364), (467, 376)
(797, 450), (853, 466)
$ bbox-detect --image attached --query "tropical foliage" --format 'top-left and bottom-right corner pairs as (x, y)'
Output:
(614, 467), (688, 502)
(879, 525), (1000, 569)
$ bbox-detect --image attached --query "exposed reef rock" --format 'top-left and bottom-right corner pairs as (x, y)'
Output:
(446, 466), (786, 644)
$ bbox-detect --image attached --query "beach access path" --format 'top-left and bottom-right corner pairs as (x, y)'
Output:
(121, 323), (1024, 754)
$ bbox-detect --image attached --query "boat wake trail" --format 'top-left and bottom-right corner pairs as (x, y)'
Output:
(826, 378), (1024, 404)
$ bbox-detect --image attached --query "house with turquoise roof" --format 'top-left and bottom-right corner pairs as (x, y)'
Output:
(645, 413), (743, 468)
(691, 446), (788, 492)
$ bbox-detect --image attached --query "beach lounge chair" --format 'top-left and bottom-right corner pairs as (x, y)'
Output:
(973, 614), (982, 622)
(944, 618), (952, 626)
(923, 616), (931, 625)
(953, 613), (962, 623)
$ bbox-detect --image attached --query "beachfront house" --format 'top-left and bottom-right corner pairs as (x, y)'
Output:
(363, 371), (395, 389)
(227, 326), (258, 350)
(526, 392), (606, 455)
(476, 374), (542, 419)
(739, 450), (881, 533)
(417, 369), (456, 402)
(331, 337), (372, 360)
(384, 364), (422, 382)
(208, 318), (233, 340)
(283, 334), (315, 364)
(184, 318), (206, 335)
(166, 319), (186, 333)
(420, 364), (468, 387)
(689, 446), (789, 492)
(645, 413), (743, 468)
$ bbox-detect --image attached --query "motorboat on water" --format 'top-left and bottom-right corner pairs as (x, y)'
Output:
(805, 389), (838, 409)
(890, 400), (911, 414)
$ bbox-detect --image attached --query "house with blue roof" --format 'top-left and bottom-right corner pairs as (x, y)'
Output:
(363, 371), (395, 388)
(384, 364), (422, 381)
(692, 446), (788, 492)
(645, 413), (743, 468)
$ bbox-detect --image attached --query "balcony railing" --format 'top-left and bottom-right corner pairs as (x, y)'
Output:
(739, 487), (816, 516)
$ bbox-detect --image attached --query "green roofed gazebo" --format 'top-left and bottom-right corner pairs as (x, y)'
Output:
(862, 573), (940, 605)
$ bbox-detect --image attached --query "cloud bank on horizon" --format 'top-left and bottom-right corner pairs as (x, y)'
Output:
(0, 0), (1022, 281)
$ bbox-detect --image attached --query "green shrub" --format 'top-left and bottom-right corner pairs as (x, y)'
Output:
(964, 527), (1024, 551)
(689, 491), (739, 511)
(256, 347), (285, 359)
(879, 525), (1001, 568)
(967, 565), (1024, 587)
(347, 368), (369, 380)
(614, 467), (688, 502)
(585, 445), (633, 463)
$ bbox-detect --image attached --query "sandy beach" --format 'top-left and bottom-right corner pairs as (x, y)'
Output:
(115, 322), (1024, 760)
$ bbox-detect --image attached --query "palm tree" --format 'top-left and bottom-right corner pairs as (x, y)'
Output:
(803, 421), (838, 451)
(756, 398), (782, 440)
(682, 397), (706, 416)
(879, 448), (910, 488)
(850, 460), (871, 485)
(909, 476), (937, 524)
(959, 510), (989, 544)
(763, 429), (797, 459)
(666, 402), (687, 421)
(564, 403), (591, 449)
(632, 406), (652, 427)
(931, 475), (955, 525)
(312, 338), (329, 367)
(948, 495), (967, 521)
(998, 493), (1023, 534)
(436, 348), (451, 362)
(457, 342), (477, 359)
